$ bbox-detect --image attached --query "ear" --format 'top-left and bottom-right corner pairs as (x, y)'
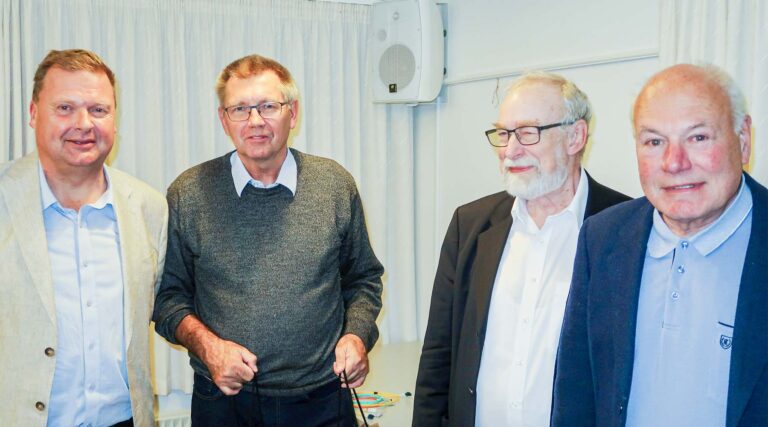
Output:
(737, 115), (752, 165)
(218, 106), (230, 137)
(289, 99), (299, 129)
(29, 101), (38, 129)
(566, 118), (588, 156)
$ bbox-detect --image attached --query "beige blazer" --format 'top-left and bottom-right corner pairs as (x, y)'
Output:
(0, 152), (168, 427)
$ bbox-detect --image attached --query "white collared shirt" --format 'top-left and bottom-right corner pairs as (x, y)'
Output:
(476, 168), (589, 427)
(230, 149), (297, 197)
(39, 164), (130, 427)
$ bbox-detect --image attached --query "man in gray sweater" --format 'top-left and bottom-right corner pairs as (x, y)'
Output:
(153, 54), (384, 426)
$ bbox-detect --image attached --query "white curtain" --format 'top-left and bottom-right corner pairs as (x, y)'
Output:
(0, 0), (419, 395)
(659, 0), (768, 184)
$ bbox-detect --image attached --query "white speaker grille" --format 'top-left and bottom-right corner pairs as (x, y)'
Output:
(378, 44), (416, 93)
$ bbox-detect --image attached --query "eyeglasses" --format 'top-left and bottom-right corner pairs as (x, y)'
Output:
(223, 101), (290, 122)
(485, 121), (575, 147)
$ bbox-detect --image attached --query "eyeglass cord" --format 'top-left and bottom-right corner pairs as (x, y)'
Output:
(231, 370), (367, 427)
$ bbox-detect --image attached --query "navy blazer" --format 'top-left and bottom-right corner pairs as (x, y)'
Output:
(552, 174), (768, 427)
(413, 173), (630, 427)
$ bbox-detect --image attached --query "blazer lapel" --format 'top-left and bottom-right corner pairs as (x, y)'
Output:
(472, 212), (514, 339)
(612, 201), (654, 402)
(112, 173), (140, 351)
(726, 175), (768, 427)
(0, 153), (56, 323)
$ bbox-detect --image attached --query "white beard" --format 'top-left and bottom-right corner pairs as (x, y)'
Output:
(502, 146), (568, 200)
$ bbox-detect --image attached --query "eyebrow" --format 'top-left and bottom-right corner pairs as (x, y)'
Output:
(638, 122), (708, 135)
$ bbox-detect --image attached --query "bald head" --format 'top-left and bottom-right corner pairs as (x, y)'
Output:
(633, 64), (747, 137)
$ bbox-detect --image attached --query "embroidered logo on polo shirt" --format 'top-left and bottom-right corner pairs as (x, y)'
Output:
(720, 335), (733, 350)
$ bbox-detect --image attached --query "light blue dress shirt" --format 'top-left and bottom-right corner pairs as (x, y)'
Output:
(627, 178), (753, 427)
(230, 150), (297, 197)
(39, 165), (131, 427)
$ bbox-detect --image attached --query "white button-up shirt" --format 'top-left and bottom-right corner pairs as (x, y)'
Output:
(476, 168), (589, 427)
(40, 164), (130, 427)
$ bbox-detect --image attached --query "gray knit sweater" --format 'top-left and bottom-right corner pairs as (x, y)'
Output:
(153, 149), (384, 396)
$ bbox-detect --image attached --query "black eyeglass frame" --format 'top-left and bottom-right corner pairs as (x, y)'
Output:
(223, 101), (292, 122)
(485, 120), (576, 147)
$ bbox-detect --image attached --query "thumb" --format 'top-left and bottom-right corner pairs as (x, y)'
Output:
(333, 347), (346, 375)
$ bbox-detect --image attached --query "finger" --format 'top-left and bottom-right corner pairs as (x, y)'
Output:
(220, 383), (243, 396)
(333, 346), (347, 376)
(241, 350), (258, 373)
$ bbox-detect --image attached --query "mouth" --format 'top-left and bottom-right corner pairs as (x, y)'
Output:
(506, 165), (535, 174)
(663, 182), (703, 192)
(65, 139), (96, 146)
(245, 134), (270, 142)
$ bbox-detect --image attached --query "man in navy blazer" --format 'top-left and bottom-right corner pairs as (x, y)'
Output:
(414, 72), (629, 427)
(553, 64), (767, 427)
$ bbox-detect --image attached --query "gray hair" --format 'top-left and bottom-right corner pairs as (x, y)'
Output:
(698, 64), (749, 135)
(506, 72), (593, 126)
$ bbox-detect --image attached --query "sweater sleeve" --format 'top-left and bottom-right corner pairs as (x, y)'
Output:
(152, 184), (197, 344)
(338, 189), (384, 351)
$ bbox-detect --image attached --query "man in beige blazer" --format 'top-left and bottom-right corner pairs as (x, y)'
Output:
(0, 49), (167, 426)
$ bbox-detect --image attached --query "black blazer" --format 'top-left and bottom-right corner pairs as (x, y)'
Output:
(413, 173), (630, 427)
(552, 173), (768, 427)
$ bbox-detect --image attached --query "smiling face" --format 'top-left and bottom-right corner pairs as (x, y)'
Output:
(30, 67), (116, 174)
(218, 70), (298, 172)
(633, 65), (751, 236)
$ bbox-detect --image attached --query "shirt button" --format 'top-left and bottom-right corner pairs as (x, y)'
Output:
(35, 401), (46, 411)
(677, 265), (685, 274)
(44, 347), (55, 357)
(86, 300), (93, 307)
(89, 383), (96, 391)
(681, 241), (689, 249)
(522, 318), (530, 325)
(671, 291), (680, 300)
(515, 360), (523, 366)
(83, 262), (88, 268)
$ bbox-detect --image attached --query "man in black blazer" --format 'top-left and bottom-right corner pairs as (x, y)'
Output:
(553, 64), (767, 427)
(413, 72), (629, 427)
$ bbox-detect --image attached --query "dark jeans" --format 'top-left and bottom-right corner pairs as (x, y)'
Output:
(191, 374), (357, 427)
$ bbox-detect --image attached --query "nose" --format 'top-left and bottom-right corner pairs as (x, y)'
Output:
(661, 141), (692, 173)
(247, 107), (266, 126)
(73, 108), (94, 131)
(502, 139), (526, 160)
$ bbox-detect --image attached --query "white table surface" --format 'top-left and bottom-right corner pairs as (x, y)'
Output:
(355, 340), (423, 426)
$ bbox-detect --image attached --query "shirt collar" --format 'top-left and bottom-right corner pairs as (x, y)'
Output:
(230, 149), (297, 197)
(648, 175), (752, 258)
(38, 161), (114, 211)
(511, 168), (589, 231)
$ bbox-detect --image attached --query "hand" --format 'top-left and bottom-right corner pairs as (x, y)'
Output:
(202, 338), (258, 395)
(333, 334), (369, 388)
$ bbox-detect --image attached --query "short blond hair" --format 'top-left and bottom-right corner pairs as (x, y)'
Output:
(32, 49), (116, 103)
(215, 54), (299, 106)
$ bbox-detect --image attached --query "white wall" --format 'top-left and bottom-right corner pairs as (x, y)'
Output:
(414, 0), (661, 337)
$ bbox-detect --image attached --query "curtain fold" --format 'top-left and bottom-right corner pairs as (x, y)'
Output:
(659, 0), (767, 185)
(1, 0), (419, 395)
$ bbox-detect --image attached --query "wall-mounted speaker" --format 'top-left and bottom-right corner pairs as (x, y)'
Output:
(369, 0), (444, 104)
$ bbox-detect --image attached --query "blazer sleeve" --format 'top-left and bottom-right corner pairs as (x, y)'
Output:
(413, 208), (461, 426)
(552, 221), (597, 426)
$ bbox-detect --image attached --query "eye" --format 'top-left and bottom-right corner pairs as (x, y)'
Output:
(231, 105), (250, 113)
(260, 102), (280, 113)
(644, 138), (662, 147)
(496, 129), (509, 138)
(691, 134), (708, 142)
(89, 105), (111, 118)
(55, 104), (73, 115)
